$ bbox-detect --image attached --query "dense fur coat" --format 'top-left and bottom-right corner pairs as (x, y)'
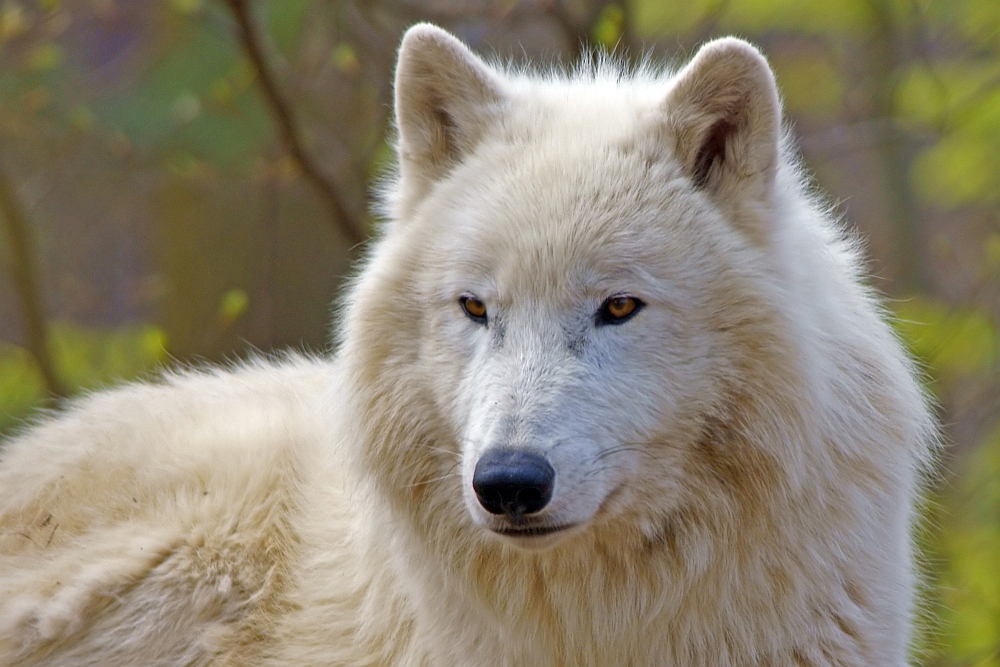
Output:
(0, 25), (934, 666)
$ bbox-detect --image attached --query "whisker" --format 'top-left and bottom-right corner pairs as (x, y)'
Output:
(424, 445), (461, 459)
(591, 444), (644, 463)
(406, 470), (463, 489)
(584, 465), (617, 479)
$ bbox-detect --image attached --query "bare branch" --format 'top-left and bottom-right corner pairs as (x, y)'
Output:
(0, 170), (67, 399)
(224, 0), (366, 244)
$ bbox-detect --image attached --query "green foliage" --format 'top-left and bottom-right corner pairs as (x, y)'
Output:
(891, 296), (1000, 665)
(633, 0), (874, 38)
(929, 0), (1000, 49)
(95, 15), (271, 166)
(0, 345), (44, 434)
(893, 297), (997, 379)
(912, 133), (998, 207)
(717, 0), (874, 33)
(49, 323), (169, 390)
(85, 1), (316, 168)
(27, 43), (62, 72)
(634, 0), (1000, 212)
(897, 62), (1000, 206)
(216, 288), (250, 329)
(935, 426), (1000, 666)
(169, 0), (202, 15)
(331, 43), (359, 75)
(592, 4), (626, 49)
(631, 0), (711, 37)
(263, 0), (312, 56)
(0, 323), (168, 434)
(767, 51), (844, 117)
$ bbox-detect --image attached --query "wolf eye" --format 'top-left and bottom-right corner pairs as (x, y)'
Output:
(460, 295), (488, 324)
(597, 296), (644, 326)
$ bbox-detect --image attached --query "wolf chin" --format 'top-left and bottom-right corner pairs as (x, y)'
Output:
(0, 24), (935, 667)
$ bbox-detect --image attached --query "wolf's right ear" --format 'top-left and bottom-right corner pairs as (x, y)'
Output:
(394, 24), (507, 197)
(663, 38), (781, 205)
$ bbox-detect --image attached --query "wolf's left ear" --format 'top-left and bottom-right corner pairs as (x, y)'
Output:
(663, 38), (781, 203)
(394, 24), (507, 198)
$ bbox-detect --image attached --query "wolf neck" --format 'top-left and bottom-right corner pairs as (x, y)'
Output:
(385, 521), (675, 663)
(370, 489), (782, 666)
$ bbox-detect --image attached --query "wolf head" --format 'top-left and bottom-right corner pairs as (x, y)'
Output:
(339, 25), (854, 554)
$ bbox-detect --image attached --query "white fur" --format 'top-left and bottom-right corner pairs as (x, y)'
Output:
(0, 25), (935, 666)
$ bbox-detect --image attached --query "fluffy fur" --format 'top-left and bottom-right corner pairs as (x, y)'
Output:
(0, 25), (935, 666)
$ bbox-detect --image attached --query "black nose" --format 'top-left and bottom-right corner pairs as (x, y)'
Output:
(472, 450), (555, 517)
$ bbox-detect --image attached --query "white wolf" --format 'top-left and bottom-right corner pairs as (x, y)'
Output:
(0, 24), (934, 666)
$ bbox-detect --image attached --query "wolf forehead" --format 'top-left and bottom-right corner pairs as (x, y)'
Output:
(387, 26), (780, 298)
(400, 83), (725, 295)
(403, 74), (708, 237)
(477, 75), (678, 152)
(424, 158), (703, 276)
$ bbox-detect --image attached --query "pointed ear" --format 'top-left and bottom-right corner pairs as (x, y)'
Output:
(664, 38), (781, 202)
(394, 24), (507, 196)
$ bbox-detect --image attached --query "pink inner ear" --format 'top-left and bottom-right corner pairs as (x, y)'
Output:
(691, 118), (736, 189)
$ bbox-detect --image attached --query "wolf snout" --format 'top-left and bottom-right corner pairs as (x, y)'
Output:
(472, 450), (555, 517)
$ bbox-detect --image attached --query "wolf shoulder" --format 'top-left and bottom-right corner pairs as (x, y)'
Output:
(0, 355), (340, 664)
(0, 354), (340, 536)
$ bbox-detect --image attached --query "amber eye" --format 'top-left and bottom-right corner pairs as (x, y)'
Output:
(460, 295), (488, 324)
(597, 295), (644, 325)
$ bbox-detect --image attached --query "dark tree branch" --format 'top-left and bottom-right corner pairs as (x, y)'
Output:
(864, 0), (929, 293)
(0, 171), (67, 399)
(224, 0), (366, 244)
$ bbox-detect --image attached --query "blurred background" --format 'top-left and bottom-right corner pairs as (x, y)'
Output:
(0, 0), (997, 662)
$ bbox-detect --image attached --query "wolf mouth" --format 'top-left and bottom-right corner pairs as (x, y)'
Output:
(492, 524), (576, 537)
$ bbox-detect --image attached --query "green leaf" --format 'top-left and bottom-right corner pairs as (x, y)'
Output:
(592, 4), (626, 49)
(331, 43), (359, 75)
(216, 288), (250, 328)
